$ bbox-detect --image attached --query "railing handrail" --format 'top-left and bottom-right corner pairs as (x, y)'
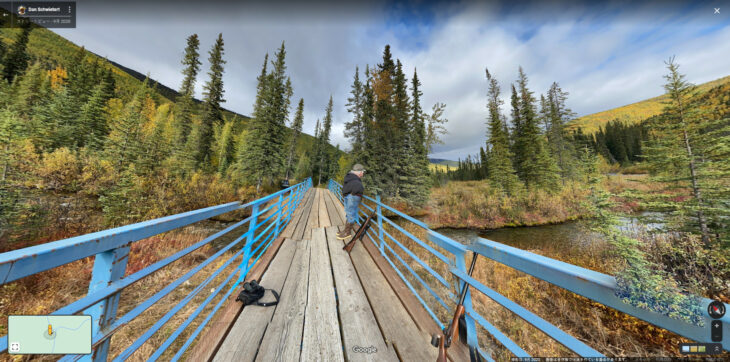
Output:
(0, 177), (313, 360)
(327, 179), (730, 357)
(0, 179), (307, 284)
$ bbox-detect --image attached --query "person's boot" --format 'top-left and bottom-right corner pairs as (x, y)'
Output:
(336, 223), (349, 238)
(337, 223), (353, 240)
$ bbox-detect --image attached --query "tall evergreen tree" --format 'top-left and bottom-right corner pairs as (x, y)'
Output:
(236, 43), (292, 191)
(66, 46), (95, 105)
(33, 86), (78, 149)
(545, 82), (579, 183)
(643, 57), (730, 246)
(509, 84), (523, 175)
(485, 68), (520, 193)
(392, 59), (411, 199)
(79, 82), (111, 149)
(214, 119), (235, 175)
(104, 80), (150, 170)
(371, 45), (398, 196)
(345, 66), (365, 159)
(513, 67), (560, 189)
(197, 33), (226, 167)
(2, 25), (31, 83)
(317, 96), (334, 186)
(406, 69), (431, 205)
(175, 34), (202, 147)
(285, 98), (304, 179)
(13, 61), (45, 118)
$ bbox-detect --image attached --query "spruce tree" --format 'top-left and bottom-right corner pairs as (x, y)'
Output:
(79, 82), (110, 150)
(33, 87), (78, 149)
(514, 67), (560, 190)
(408, 69), (431, 205)
(1, 25), (31, 83)
(317, 96), (334, 186)
(643, 57), (730, 246)
(392, 60), (411, 199)
(66, 46), (95, 105)
(235, 54), (269, 188)
(175, 34), (201, 147)
(198, 33), (226, 167)
(236, 43), (292, 191)
(285, 98), (304, 180)
(214, 119), (235, 175)
(372, 45), (397, 197)
(359, 65), (378, 194)
(545, 82), (579, 183)
(13, 61), (45, 119)
(509, 84), (523, 175)
(104, 80), (149, 170)
(345, 67), (365, 159)
(101, 66), (116, 100)
(485, 68), (520, 193)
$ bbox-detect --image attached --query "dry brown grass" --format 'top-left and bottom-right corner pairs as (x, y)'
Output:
(366, 212), (712, 360)
(425, 181), (590, 229)
(0, 224), (248, 362)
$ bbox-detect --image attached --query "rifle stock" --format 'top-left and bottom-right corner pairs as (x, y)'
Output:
(342, 211), (376, 253)
(432, 253), (479, 362)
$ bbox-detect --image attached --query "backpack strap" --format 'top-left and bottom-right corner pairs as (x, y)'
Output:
(254, 289), (280, 307)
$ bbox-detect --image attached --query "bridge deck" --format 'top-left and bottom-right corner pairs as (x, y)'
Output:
(206, 188), (445, 362)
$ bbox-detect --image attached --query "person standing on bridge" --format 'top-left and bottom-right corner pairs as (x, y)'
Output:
(337, 164), (366, 240)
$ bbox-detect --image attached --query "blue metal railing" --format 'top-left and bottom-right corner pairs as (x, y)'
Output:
(0, 177), (312, 361)
(328, 179), (730, 359)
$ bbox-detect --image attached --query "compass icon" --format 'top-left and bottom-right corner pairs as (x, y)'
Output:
(708, 300), (726, 319)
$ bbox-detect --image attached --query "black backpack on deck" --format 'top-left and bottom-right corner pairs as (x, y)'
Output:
(235, 279), (280, 307)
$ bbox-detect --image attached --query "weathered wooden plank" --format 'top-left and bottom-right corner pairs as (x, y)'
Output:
(282, 188), (313, 239)
(324, 227), (398, 362)
(301, 227), (343, 361)
(255, 238), (311, 362)
(361, 233), (473, 362)
(213, 239), (298, 362)
(318, 188), (331, 228)
(304, 189), (321, 240)
(323, 190), (345, 226)
(343, 225), (438, 361)
(188, 236), (288, 362)
(292, 189), (316, 241)
(280, 190), (307, 238)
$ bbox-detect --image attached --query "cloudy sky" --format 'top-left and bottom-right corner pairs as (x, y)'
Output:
(54, 0), (729, 160)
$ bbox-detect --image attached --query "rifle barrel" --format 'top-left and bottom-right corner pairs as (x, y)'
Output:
(458, 252), (478, 306)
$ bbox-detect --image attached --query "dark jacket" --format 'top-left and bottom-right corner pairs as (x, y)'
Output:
(342, 172), (364, 197)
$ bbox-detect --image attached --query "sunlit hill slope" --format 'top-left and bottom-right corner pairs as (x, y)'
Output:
(568, 75), (730, 133)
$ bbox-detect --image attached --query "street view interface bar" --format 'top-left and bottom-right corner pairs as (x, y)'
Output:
(0, 1), (76, 28)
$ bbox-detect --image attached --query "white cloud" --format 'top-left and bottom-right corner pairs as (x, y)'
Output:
(53, 0), (730, 162)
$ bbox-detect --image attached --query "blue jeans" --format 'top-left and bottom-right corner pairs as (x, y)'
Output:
(344, 194), (361, 224)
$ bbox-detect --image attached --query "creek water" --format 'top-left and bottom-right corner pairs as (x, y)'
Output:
(432, 212), (664, 262)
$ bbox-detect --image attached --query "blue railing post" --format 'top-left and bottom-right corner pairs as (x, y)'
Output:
(376, 194), (384, 253)
(274, 194), (283, 237)
(453, 250), (480, 354)
(240, 202), (260, 280)
(83, 245), (131, 362)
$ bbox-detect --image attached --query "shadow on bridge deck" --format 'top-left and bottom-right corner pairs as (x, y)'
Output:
(189, 188), (470, 362)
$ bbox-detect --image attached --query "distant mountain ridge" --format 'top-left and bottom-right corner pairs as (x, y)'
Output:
(568, 74), (730, 133)
(429, 158), (458, 167)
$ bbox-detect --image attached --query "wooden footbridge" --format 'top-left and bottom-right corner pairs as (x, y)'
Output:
(0, 178), (727, 361)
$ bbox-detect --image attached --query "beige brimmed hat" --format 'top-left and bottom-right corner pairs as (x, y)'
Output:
(352, 164), (366, 172)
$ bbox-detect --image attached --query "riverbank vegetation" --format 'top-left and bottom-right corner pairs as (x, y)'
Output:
(387, 57), (729, 357)
(0, 27), (346, 251)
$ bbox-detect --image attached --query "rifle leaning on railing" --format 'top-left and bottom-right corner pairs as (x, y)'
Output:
(343, 210), (377, 253)
(432, 252), (481, 362)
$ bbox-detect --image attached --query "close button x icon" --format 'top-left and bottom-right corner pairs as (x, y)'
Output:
(715, 8), (721, 14)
